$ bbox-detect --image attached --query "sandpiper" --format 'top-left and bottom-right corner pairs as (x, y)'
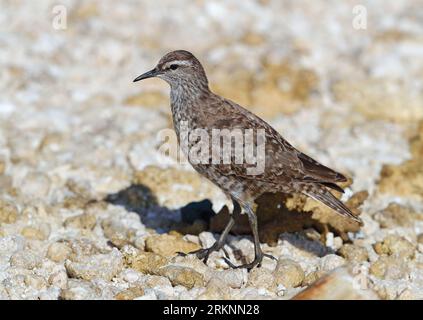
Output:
(134, 50), (361, 269)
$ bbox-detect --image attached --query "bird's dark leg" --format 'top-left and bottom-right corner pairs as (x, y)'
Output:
(224, 203), (277, 270)
(179, 199), (241, 264)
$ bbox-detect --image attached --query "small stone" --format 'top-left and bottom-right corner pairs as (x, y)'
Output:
(66, 238), (103, 260)
(374, 203), (421, 228)
(373, 235), (415, 260)
(60, 279), (100, 300)
(9, 250), (43, 269)
(48, 271), (68, 289)
(24, 274), (47, 290)
(124, 251), (169, 275)
(198, 231), (217, 249)
(101, 218), (133, 248)
(273, 259), (305, 288)
(47, 242), (72, 262)
(115, 287), (145, 300)
(158, 265), (205, 289)
(369, 256), (409, 280)
(145, 233), (200, 257)
(338, 244), (369, 263)
(211, 269), (247, 289)
(198, 278), (230, 300)
(302, 270), (325, 286)
(0, 199), (18, 224)
(121, 269), (140, 283)
(65, 249), (123, 281)
(21, 226), (48, 240)
(319, 254), (346, 272)
(418, 234), (423, 244)
(64, 213), (97, 230)
(141, 275), (172, 288)
(247, 267), (276, 291)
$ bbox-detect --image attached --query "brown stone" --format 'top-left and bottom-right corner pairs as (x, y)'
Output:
(373, 235), (415, 260)
(378, 121), (423, 199)
(124, 251), (169, 275)
(144, 233), (200, 257)
(158, 265), (205, 289)
(338, 244), (369, 263)
(0, 199), (18, 224)
(374, 203), (422, 228)
(64, 213), (97, 230)
(369, 256), (409, 280)
(115, 287), (145, 300)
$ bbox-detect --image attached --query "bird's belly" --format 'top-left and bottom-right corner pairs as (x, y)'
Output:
(189, 162), (266, 201)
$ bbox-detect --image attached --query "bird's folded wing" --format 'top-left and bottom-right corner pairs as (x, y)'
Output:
(202, 98), (347, 185)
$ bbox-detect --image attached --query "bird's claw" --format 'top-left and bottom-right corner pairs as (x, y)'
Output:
(223, 252), (277, 270)
(177, 244), (220, 264)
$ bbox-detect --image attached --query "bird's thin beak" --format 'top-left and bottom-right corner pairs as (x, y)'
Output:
(133, 68), (158, 82)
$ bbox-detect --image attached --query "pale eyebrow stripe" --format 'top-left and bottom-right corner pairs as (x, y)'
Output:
(163, 60), (191, 69)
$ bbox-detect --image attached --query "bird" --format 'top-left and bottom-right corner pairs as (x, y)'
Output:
(133, 50), (361, 269)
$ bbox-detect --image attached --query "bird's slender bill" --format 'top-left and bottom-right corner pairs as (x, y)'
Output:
(133, 69), (158, 82)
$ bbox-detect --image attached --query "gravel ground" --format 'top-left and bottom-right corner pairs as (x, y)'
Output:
(0, 0), (422, 300)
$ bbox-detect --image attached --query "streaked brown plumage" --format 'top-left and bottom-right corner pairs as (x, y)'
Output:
(134, 50), (361, 269)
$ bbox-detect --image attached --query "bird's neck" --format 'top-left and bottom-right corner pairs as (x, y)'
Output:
(169, 79), (211, 135)
(170, 80), (210, 113)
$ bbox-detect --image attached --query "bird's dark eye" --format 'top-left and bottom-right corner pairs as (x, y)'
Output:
(169, 64), (178, 70)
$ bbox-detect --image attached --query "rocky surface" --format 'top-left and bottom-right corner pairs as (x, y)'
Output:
(0, 0), (422, 300)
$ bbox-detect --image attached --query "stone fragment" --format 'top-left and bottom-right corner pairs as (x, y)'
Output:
(319, 254), (346, 272)
(273, 259), (305, 288)
(369, 256), (409, 280)
(115, 287), (145, 300)
(24, 274), (47, 290)
(145, 233), (200, 256)
(21, 226), (49, 240)
(211, 269), (247, 289)
(48, 271), (68, 289)
(0, 199), (18, 224)
(378, 121), (423, 199)
(65, 249), (123, 281)
(101, 218), (134, 248)
(373, 235), (415, 260)
(47, 242), (72, 262)
(9, 250), (43, 269)
(158, 265), (205, 289)
(124, 251), (169, 275)
(198, 277), (230, 300)
(338, 244), (369, 263)
(373, 203), (421, 228)
(64, 213), (97, 230)
(247, 267), (277, 291)
(60, 279), (100, 300)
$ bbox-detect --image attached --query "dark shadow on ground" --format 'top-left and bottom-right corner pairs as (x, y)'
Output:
(104, 184), (333, 257)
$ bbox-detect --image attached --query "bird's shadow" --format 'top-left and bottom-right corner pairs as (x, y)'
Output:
(104, 184), (334, 257)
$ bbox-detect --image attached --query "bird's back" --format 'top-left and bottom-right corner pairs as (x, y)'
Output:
(193, 94), (346, 187)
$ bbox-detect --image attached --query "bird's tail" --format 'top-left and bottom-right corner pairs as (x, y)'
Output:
(302, 184), (362, 224)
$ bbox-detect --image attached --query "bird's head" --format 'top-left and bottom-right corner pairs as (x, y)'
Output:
(133, 50), (208, 89)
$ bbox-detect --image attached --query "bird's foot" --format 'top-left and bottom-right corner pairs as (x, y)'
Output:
(177, 242), (223, 264)
(223, 252), (277, 270)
